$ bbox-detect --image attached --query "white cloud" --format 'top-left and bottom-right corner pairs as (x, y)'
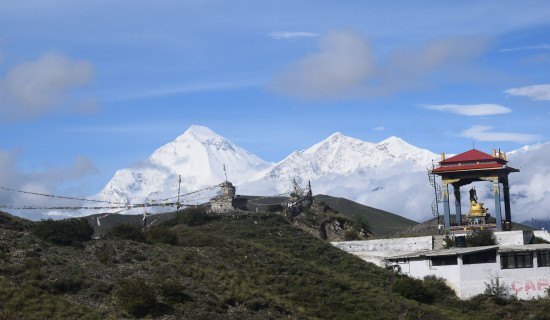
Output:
(505, 84), (550, 101)
(270, 29), (378, 98)
(269, 31), (319, 40)
(112, 78), (263, 101)
(424, 104), (512, 116)
(461, 125), (542, 143)
(506, 142), (550, 221)
(270, 30), (489, 99)
(0, 149), (99, 219)
(373, 126), (385, 131)
(0, 52), (94, 121)
(500, 44), (550, 52)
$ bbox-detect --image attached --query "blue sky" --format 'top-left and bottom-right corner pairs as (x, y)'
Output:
(1, 0), (550, 200)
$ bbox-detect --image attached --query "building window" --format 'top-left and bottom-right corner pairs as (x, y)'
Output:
(463, 250), (497, 265)
(431, 255), (457, 266)
(501, 252), (533, 269)
(537, 251), (550, 267)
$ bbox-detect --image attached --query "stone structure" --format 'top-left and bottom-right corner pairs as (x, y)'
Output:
(209, 181), (247, 213)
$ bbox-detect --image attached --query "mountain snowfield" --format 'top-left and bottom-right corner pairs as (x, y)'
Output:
(91, 125), (550, 222)
(93, 126), (272, 207)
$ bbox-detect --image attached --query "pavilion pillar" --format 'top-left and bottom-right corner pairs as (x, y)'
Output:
(503, 179), (512, 225)
(453, 184), (462, 226)
(442, 183), (451, 229)
(493, 181), (503, 231)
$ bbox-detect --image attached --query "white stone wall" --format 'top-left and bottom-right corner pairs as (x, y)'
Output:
(494, 231), (529, 245)
(534, 230), (550, 242)
(331, 236), (433, 266)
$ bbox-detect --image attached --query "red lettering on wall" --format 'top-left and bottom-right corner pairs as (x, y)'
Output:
(525, 280), (536, 291)
(537, 279), (549, 291)
(511, 281), (523, 292)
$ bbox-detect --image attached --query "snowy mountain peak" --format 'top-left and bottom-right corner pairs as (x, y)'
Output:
(176, 125), (222, 143)
(241, 132), (438, 193)
(378, 136), (405, 145)
(94, 125), (272, 209)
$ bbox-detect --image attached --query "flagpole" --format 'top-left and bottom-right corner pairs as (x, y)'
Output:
(177, 175), (181, 210)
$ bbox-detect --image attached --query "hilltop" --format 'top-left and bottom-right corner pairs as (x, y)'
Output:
(2, 209), (550, 319)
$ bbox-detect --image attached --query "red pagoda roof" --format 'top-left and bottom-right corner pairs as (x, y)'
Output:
(440, 149), (497, 164)
(432, 162), (507, 173)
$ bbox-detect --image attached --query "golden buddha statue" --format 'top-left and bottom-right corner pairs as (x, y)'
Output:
(468, 188), (488, 217)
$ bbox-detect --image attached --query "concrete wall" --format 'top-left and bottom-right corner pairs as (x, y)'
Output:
(494, 231), (531, 245)
(331, 236), (433, 266)
(534, 230), (550, 242)
(396, 252), (549, 300)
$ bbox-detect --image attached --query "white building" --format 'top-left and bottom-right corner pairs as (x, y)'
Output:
(387, 244), (550, 299)
(332, 230), (550, 299)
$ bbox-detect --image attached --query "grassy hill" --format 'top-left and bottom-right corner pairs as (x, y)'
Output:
(313, 194), (418, 235)
(2, 209), (550, 319)
(244, 194), (418, 236)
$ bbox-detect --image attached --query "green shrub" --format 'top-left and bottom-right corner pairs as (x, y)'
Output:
(393, 276), (434, 303)
(344, 229), (360, 241)
(97, 247), (112, 265)
(484, 276), (512, 299)
(48, 277), (84, 294)
(466, 229), (496, 247)
(422, 275), (456, 303)
(443, 233), (454, 248)
(267, 204), (284, 212)
(165, 207), (210, 226)
(115, 278), (158, 317)
(158, 282), (192, 303)
(106, 223), (146, 242)
(351, 212), (371, 234)
(531, 236), (550, 244)
(144, 225), (178, 245)
(33, 218), (94, 246)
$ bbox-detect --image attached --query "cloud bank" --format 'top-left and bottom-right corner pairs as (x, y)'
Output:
(0, 52), (95, 121)
(505, 84), (550, 101)
(507, 142), (550, 221)
(270, 30), (490, 99)
(461, 125), (542, 143)
(270, 29), (377, 99)
(500, 44), (550, 52)
(424, 104), (511, 116)
(269, 31), (319, 40)
(0, 149), (98, 220)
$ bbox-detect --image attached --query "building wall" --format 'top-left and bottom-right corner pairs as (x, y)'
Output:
(331, 236), (433, 266)
(396, 253), (550, 299)
(534, 230), (550, 242)
(494, 231), (530, 245)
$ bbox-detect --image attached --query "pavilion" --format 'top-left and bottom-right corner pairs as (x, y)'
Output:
(431, 148), (519, 231)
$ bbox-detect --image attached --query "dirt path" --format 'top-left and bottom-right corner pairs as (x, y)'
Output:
(385, 273), (409, 320)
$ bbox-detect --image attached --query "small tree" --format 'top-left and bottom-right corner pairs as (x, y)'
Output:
(484, 276), (512, 299)
(443, 232), (454, 249)
(351, 212), (372, 235)
(466, 229), (496, 247)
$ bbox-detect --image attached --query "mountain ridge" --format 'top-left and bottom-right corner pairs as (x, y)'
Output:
(83, 125), (550, 223)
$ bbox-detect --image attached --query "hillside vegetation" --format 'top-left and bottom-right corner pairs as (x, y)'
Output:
(313, 194), (418, 235)
(1, 209), (550, 319)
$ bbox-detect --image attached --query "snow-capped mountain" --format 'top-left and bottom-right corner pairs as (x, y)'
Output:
(89, 125), (550, 223)
(90, 125), (440, 219)
(252, 132), (436, 183)
(93, 125), (272, 207)
(237, 132), (439, 221)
